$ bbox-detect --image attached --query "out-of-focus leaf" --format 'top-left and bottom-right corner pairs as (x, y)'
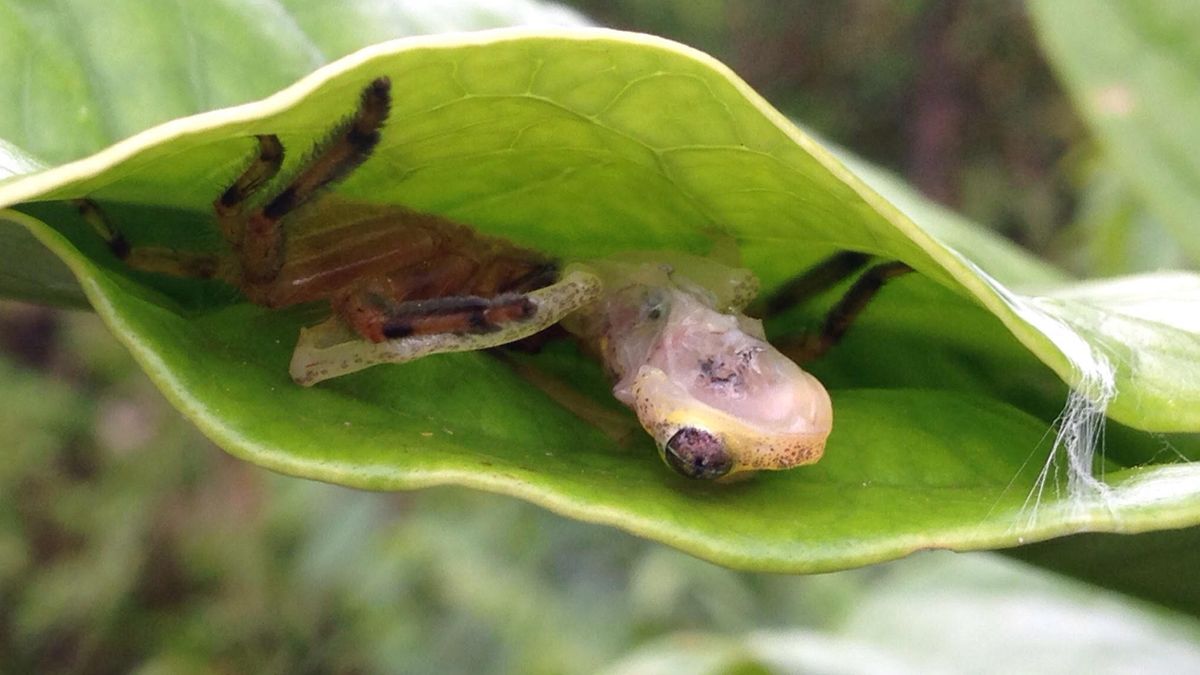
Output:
(1030, 0), (1200, 264)
(0, 220), (86, 308)
(1012, 526), (1200, 618)
(1059, 159), (1192, 276)
(600, 553), (1200, 675)
(0, 139), (44, 181)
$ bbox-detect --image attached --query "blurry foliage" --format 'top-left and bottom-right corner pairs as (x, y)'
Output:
(1029, 0), (1200, 274)
(1054, 159), (1192, 276)
(3, 0), (1200, 672)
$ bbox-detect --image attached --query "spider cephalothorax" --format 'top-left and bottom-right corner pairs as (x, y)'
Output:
(79, 77), (911, 480)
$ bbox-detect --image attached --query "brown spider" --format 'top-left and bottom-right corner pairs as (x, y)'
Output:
(82, 78), (558, 348)
(77, 77), (911, 480)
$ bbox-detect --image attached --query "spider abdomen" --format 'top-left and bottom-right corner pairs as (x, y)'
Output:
(242, 199), (554, 312)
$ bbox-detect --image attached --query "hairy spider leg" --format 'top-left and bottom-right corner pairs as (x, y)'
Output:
(213, 134), (285, 247)
(328, 246), (560, 343)
(73, 198), (225, 280)
(772, 257), (914, 362)
(73, 134), (283, 280)
(236, 77), (392, 286)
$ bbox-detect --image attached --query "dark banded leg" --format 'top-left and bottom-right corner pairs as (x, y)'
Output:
(334, 284), (536, 343)
(489, 350), (642, 446)
(778, 260), (913, 362)
(74, 198), (130, 259)
(759, 251), (871, 317)
(240, 77), (392, 285)
(74, 199), (223, 279)
(213, 134), (284, 246)
(380, 294), (536, 339)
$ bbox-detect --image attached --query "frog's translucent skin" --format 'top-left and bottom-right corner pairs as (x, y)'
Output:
(563, 255), (832, 479)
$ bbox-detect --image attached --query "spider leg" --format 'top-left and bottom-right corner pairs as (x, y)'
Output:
(74, 199), (225, 279)
(240, 77), (392, 285)
(213, 134), (284, 246)
(333, 282), (539, 343)
(489, 350), (643, 446)
(77, 132), (281, 279)
(758, 251), (871, 316)
(776, 260), (913, 363)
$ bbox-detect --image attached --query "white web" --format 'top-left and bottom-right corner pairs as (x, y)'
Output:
(1014, 296), (1118, 529)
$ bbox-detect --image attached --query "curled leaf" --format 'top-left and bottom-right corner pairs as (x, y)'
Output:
(2, 23), (1198, 572)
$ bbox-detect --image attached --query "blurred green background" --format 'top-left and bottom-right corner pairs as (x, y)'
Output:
(3, 1), (1199, 672)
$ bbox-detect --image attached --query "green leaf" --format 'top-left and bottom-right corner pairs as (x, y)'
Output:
(2, 7), (1199, 572)
(1030, 0), (1200, 264)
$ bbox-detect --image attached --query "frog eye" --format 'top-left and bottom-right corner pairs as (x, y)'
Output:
(662, 427), (732, 480)
(640, 288), (669, 321)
